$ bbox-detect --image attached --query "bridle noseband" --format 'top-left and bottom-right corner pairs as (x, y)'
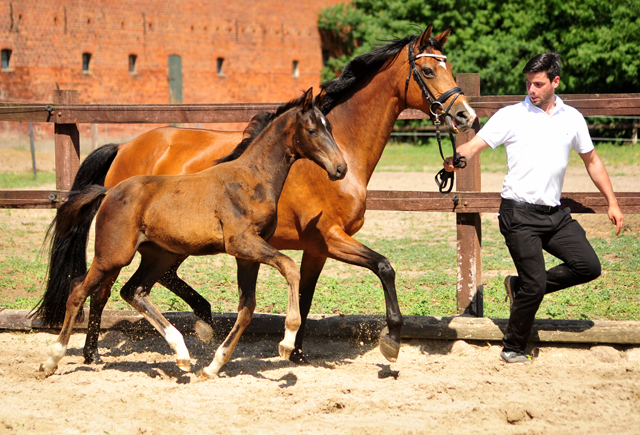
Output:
(404, 40), (467, 194)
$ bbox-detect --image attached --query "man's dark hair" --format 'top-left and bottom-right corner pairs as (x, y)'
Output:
(523, 52), (561, 81)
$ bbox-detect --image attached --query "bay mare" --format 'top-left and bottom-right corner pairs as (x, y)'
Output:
(35, 26), (477, 366)
(38, 89), (347, 377)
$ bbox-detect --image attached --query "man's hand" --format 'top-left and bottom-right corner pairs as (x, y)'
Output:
(608, 203), (624, 236)
(443, 156), (461, 173)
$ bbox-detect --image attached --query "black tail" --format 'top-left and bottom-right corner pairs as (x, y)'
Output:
(31, 144), (119, 327)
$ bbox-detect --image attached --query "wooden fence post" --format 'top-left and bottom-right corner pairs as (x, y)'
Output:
(53, 90), (80, 190)
(454, 74), (483, 316)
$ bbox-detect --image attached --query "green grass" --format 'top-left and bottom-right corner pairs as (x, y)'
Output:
(0, 171), (56, 188)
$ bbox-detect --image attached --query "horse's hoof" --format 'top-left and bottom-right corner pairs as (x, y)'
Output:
(176, 358), (191, 372)
(83, 353), (103, 365)
(37, 363), (56, 379)
(288, 348), (309, 365)
(279, 343), (294, 360)
(379, 327), (400, 362)
(194, 319), (214, 344)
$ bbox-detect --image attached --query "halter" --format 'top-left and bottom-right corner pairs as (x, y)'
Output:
(404, 40), (467, 193)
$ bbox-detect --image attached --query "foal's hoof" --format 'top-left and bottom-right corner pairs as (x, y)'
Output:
(278, 343), (294, 360)
(176, 358), (191, 372)
(379, 327), (400, 362)
(194, 319), (214, 344)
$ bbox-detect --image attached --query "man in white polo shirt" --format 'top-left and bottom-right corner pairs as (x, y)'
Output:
(444, 52), (624, 364)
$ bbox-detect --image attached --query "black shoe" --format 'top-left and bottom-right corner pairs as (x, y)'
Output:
(500, 350), (531, 364)
(504, 275), (519, 312)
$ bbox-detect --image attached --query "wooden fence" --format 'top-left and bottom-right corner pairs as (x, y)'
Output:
(1, 74), (639, 317)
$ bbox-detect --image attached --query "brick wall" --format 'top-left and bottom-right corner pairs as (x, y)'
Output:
(0, 0), (344, 105)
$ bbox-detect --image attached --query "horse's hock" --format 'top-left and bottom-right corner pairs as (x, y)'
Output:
(1, 79), (640, 341)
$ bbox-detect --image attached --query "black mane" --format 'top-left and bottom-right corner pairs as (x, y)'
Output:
(214, 92), (308, 165)
(320, 33), (443, 114)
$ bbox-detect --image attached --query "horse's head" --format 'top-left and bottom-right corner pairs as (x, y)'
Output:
(293, 88), (347, 181)
(404, 26), (476, 134)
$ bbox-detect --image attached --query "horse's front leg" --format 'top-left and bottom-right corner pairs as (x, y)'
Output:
(202, 258), (260, 377)
(324, 228), (402, 362)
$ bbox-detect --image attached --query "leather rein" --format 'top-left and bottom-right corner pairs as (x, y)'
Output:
(404, 40), (467, 194)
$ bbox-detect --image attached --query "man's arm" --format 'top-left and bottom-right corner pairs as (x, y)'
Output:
(579, 149), (624, 235)
(443, 134), (491, 172)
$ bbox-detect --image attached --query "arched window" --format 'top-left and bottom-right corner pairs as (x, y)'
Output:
(82, 53), (92, 72)
(216, 57), (224, 76)
(1, 49), (11, 70)
(292, 60), (299, 78)
(129, 54), (137, 73)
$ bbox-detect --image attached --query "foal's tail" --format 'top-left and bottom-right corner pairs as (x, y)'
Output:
(31, 143), (119, 327)
(31, 147), (117, 326)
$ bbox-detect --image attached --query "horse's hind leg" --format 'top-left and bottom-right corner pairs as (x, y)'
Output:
(39, 267), (118, 377)
(120, 251), (191, 371)
(289, 252), (327, 363)
(157, 260), (214, 343)
(202, 258), (259, 377)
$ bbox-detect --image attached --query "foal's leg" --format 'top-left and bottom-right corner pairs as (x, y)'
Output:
(83, 279), (116, 364)
(39, 267), (119, 377)
(202, 240), (301, 377)
(120, 251), (192, 371)
(202, 258), (259, 377)
(157, 259), (214, 343)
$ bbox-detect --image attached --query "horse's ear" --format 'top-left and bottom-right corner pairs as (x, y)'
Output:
(435, 27), (452, 47)
(314, 87), (327, 109)
(302, 87), (314, 112)
(417, 24), (433, 48)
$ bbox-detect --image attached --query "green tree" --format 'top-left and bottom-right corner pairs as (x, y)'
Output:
(319, 0), (640, 95)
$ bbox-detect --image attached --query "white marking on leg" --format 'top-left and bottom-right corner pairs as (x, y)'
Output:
(280, 328), (297, 351)
(42, 342), (67, 373)
(163, 325), (190, 363)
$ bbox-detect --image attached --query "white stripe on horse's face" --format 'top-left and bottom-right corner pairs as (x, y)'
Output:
(320, 115), (328, 128)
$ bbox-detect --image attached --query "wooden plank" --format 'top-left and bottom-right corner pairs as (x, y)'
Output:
(365, 191), (640, 214)
(52, 103), (281, 124)
(467, 94), (640, 117)
(0, 94), (637, 124)
(0, 190), (62, 209)
(3, 309), (640, 345)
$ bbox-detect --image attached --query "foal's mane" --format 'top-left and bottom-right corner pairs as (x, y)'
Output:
(320, 32), (443, 114)
(214, 92), (308, 165)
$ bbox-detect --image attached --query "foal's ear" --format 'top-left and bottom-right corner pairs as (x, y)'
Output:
(302, 87), (314, 112)
(434, 27), (452, 47)
(417, 24), (433, 48)
(314, 87), (327, 110)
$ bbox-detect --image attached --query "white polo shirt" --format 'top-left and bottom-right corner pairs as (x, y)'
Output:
(478, 95), (594, 207)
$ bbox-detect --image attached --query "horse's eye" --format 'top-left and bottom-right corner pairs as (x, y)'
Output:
(422, 67), (435, 78)
(307, 129), (317, 136)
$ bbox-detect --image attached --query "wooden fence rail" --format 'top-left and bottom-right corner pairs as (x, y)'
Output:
(1, 75), (639, 316)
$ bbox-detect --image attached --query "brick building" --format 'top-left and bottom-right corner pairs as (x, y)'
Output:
(0, 0), (344, 105)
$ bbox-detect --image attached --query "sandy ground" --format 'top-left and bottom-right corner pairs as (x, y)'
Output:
(1, 149), (640, 434)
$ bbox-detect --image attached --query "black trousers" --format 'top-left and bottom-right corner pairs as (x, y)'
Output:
(498, 198), (601, 353)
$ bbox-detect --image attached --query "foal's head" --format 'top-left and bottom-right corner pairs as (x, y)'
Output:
(290, 88), (347, 181)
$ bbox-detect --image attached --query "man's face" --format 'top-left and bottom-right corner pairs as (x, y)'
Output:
(525, 71), (559, 109)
